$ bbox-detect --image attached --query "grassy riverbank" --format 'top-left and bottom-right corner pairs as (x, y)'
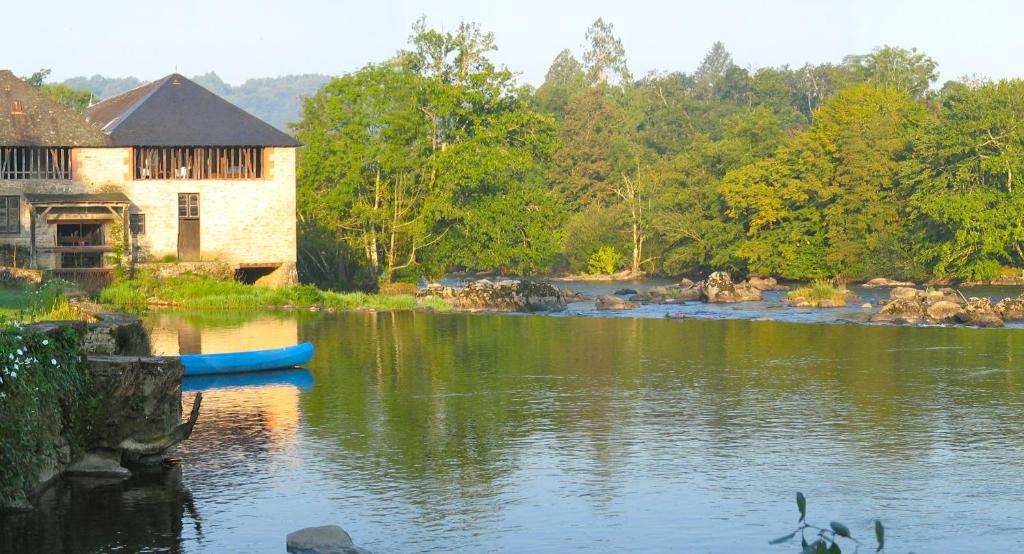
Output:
(0, 279), (88, 322)
(99, 274), (450, 312)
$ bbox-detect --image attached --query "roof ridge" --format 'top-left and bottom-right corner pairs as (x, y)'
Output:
(93, 75), (171, 133)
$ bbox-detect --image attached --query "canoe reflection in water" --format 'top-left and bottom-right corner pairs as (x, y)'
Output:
(0, 463), (202, 554)
(182, 368), (314, 392)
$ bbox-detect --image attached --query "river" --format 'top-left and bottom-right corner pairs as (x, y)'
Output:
(4, 291), (1024, 552)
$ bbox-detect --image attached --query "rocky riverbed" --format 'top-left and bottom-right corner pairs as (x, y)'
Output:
(425, 274), (1024, 328)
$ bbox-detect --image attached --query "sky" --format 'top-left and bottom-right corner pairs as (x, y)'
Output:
(3, 0), (1022, 87)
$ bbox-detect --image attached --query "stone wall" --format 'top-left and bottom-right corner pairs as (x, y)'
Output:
(0, 146), (297, 270)
(2, 316), (198, 511)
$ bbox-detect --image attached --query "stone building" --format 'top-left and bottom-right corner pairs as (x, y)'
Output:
(0, 70), (300, 283)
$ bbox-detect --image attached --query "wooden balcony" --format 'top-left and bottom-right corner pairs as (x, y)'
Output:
(40, 245), (114, 254)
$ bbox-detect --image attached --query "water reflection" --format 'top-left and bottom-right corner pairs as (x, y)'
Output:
(0, 464), (199, 554)
(148, 311), (301, 355)
(182, 368), (314, 392)
(7, 311), (1024, 552)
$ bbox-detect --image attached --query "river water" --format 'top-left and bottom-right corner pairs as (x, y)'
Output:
(5, 286), (1024, 552)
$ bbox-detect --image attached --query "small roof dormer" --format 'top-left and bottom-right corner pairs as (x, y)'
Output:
(83, 73), (302, 147)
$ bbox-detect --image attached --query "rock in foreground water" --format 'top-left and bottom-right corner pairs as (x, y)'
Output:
(286, 525), (370, 554)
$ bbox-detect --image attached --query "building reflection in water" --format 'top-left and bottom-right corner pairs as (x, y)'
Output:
(147, 312), (300, 356)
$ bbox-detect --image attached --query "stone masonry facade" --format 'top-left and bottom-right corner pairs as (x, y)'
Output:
(0, 147), (297, 275)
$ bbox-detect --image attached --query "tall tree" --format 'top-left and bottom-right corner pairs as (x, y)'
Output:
(844, 46), (938, 99)
(532, 49), (587, 117)
(582, 18), (631, 86)
(694, 41), (735, 95)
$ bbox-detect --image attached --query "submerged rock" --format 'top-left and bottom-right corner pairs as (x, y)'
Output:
(700, 271), (762, 303)
(613, 288), (638, 295)
(417, 279), (566, 312)
(595, 295), (639, 310)
(286, 525), (370, 554)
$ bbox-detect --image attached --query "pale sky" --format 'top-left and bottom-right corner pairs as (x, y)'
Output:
(3, 0), (1021, 87)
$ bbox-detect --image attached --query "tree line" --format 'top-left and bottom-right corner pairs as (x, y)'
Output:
(300, 18), (1024, 288)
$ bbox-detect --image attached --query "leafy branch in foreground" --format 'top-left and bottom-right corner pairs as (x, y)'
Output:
(770, 492), (885, 553)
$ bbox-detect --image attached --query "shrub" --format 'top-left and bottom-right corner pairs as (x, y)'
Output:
(0, 322), (91, 506)
(587, 246), (623, 275)
(25, 279), (86, 322)
(787, 279), (848, 303)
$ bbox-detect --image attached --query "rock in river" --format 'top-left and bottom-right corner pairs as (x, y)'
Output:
(595, 295), (639, 310)
(869, 298), (929, 324)
(700, 271), (762, 303)
(996, 293), (1024, 321)
(287, 525), (370, 554)
(418, 279), (566, 312)
(863, 277), (917, 287)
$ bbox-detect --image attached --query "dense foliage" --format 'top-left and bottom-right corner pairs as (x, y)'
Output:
(293, 19), (1024, 286)
(0, 322), (90, 506)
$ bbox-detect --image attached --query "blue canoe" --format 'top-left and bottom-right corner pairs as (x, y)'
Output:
(180, 343), (314, 376)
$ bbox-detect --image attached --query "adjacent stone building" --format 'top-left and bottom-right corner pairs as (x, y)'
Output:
(0, 70), (300, 283)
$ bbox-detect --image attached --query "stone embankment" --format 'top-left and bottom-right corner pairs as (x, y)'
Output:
(2, 314), (200, 512)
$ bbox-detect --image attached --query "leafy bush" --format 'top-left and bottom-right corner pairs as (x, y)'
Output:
(25, 279), (85, 322)
(587, 246), (623, 275)
(0, 322), (91, 506)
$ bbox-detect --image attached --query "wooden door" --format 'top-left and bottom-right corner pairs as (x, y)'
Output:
(177, 193), (200, 261)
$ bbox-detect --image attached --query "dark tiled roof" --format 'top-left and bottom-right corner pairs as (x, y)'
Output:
(0, 70), (109, 147)
(83, 73), (302, 147)
(24, 192), (130, 205)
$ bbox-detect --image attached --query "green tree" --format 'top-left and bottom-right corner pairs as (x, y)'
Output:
(721, 85), (923, 279)
(583, 18), (631, 86)
(296, 20), (557, 284)
(532, 49), (587, 117)
(844, 45), (938, 98)
(552, 87), (630, 208)
(903, 79), (1024, 279)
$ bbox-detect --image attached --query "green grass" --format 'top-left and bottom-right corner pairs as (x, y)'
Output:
(99, 274), (451, 313)
(0, 285), (30, 318)
(0, 279), (90, 322)
(787, 279), (848, 303)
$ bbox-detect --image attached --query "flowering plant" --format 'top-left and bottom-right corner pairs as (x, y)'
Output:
(0, 319), (89, 506)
